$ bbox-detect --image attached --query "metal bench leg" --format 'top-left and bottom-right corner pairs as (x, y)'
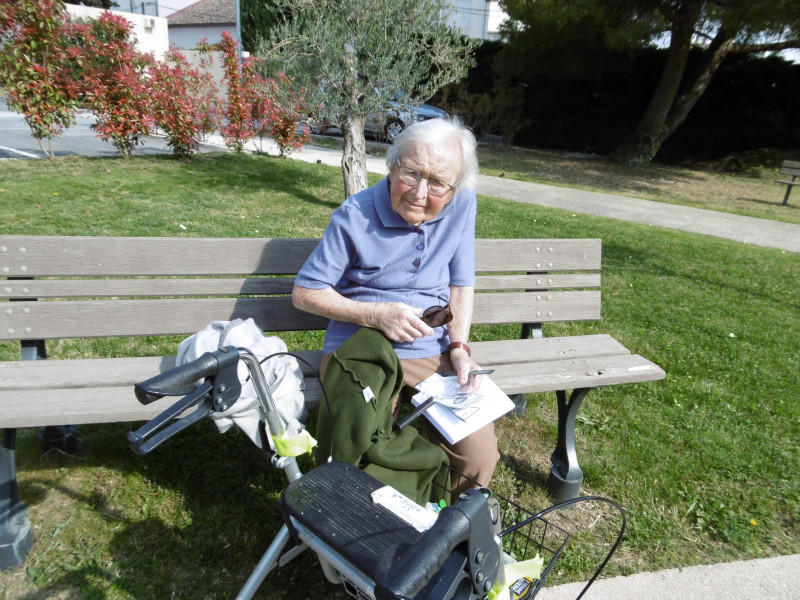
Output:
(783, 184), (793, 206)
(17, 340), (77, 454)
(0, 429), (34, 569)
(508, 322), (545, 417)
(547, 388), (592, 503)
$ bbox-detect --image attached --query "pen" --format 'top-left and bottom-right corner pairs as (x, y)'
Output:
(468, 369), (495, 376)
(439, 369), (495, 377)
(397, 396), (436, 429)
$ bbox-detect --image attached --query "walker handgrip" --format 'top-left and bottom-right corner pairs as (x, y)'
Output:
(374, 505), (472, 600)
(134, 351), (222, 404)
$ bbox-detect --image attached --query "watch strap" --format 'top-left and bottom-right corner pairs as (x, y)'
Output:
(447, 341), (471, 357)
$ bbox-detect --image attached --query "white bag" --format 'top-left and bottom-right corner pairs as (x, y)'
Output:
(176, 319), (308, 449)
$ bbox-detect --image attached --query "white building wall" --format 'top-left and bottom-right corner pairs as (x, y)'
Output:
(65, 4), (169, 60)
(444, 0), (507, 41)
(169, 25), (230, 50)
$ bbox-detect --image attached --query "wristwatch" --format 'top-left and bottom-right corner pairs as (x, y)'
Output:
(447, 341), (471, 357)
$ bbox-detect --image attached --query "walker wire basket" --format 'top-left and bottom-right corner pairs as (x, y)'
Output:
(440, 466), (570, 599)
(439, 466), (626, 600)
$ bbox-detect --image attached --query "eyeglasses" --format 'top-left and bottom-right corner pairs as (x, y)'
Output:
(396, 164), (458, 197)
(421, 297), (453, 328)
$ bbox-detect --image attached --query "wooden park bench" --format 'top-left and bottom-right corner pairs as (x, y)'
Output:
(0, 235), (665, 567)
(775, 160), (800, 205)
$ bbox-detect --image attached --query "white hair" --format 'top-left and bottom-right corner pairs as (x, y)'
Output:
(385, 116), (478, 193)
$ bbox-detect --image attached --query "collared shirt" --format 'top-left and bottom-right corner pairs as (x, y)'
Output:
(295, 177), (477, 359)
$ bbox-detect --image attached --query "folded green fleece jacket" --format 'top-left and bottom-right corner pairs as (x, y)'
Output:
(315, 327), (449, 506)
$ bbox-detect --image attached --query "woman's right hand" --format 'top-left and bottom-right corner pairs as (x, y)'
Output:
(368, 302), (435, 343)
(292, 285), (435, 342)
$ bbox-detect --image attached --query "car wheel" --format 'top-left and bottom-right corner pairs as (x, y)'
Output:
(309, 119), (329, 135)
(384, 119), (405, 144)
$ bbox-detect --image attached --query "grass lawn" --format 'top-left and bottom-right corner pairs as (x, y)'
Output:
(0, 152), (798, 600)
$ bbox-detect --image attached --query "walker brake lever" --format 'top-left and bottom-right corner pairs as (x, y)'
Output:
(128, 348), (244, 455)
(127, 382), (213, 455)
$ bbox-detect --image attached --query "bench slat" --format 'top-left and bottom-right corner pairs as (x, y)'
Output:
(474, 273), (600, 290)
(473, 291), (601, 323)
(0, 379), (325, 428)
(474, 239), (601, 271)
(779, 160), (800, 178)
(2, 297), (330, 340)
(0, 277), (296, 299)
(1, 273), (599, 300)
(2, 292), (600, 340)
(471, 334), (629, 365)
(0, 352), (325, 391)
(488, 353), (665, 395)
(0, 386), (201, 427)
(0, 343), (664, 428)
(1, 237), (600, 277)
(0, 236), (321, 277)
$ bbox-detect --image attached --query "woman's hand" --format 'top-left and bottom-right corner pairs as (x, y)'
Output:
(450, 347), (484, 392)
(367, 302), (435, 343)
(293, 285), (435, 342)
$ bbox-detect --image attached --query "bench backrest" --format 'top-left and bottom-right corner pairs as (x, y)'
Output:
(1, 236), (601, 343)
(780, 160), (800, 177)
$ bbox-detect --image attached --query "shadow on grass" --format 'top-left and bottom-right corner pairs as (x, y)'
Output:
(12, 422), (350, 600)
(743, 195), (800, 209)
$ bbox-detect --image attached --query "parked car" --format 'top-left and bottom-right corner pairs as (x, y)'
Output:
(364, 101), (449, 143)
(304, 98), (449, 143)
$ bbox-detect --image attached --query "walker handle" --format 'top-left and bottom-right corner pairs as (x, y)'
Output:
(375, 488), (498, 600)
(134, 350), (235, 404)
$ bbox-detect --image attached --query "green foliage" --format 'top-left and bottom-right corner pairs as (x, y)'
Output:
(240, 0), (286, 53)
(212, 32), (252, 153)
(148, 47), (218, 157)
(2, 2), (309, 160)
(498, 0), (800, 166)
(263, 0), (476, 124)
(78, 11), (153, 158)
(259, 0), (478, 194)
(434, 41), (528, 144)
(0, 0), (80, 158)
(203, 32), (310, 156)
(498, 0), (661, 79)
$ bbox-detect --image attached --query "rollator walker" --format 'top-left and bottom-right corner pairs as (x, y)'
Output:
(127, 346), (624, 600)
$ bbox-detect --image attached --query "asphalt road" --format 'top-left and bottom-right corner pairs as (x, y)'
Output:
(0, 99), (219, 159)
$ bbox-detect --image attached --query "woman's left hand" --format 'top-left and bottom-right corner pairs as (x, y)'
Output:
(451, 348), (484, 393)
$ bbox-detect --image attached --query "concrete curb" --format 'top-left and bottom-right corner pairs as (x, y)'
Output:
(537, 553), (800, 600)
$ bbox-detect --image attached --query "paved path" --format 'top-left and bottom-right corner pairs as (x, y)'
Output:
(479, 174), (800, 254)
(287, 142), (800, 254)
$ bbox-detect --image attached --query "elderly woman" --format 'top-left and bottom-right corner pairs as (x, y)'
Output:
(292, 117), (498, 486)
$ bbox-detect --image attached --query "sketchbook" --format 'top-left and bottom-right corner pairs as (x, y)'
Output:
(411, 372), (515, 444)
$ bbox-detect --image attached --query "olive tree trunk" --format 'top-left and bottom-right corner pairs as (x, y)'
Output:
(341, 115), (370, 199)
